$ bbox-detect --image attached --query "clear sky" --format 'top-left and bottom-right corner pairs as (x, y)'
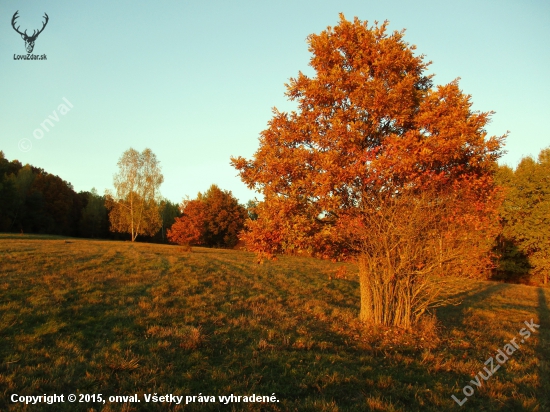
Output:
(1, 0), (549, 205)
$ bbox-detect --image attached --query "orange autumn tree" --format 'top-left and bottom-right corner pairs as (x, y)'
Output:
(167, 185), (247, 248)
(166, 196), (205, 246)
(231, 15), (505, 328)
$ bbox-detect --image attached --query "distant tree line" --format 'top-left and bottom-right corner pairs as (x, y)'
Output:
(0, 150), (180, 243)
(0, 151), (95, 236)
(1, 145), (548, 285)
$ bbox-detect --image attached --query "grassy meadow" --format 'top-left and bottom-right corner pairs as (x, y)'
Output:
(0, 234), (549, 411)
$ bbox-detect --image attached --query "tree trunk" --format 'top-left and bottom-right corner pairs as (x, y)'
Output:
(358, 255), (418, 329)
(359, 259), (374, 322)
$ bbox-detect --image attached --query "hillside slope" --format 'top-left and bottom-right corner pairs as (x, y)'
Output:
(0, 235), (548, 411)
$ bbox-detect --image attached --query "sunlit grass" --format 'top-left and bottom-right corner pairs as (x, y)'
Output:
(0, 234), (548, 411)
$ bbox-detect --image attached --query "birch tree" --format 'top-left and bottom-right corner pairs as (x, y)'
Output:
(106, 148), (164, 242)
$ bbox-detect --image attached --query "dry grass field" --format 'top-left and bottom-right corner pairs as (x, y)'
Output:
(0, 234), (549, 411)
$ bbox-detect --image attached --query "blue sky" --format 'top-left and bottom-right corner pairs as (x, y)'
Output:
(1, 0), (549, 204)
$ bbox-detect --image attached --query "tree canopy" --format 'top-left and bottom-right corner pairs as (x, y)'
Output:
(167, 184), (246, 248)
(231, 15), (505, 326)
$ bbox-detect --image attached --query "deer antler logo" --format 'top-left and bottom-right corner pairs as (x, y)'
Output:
(11, 11), (49, 54)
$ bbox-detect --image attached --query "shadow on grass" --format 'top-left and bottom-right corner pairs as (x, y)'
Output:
(436, 282), (512, 327)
